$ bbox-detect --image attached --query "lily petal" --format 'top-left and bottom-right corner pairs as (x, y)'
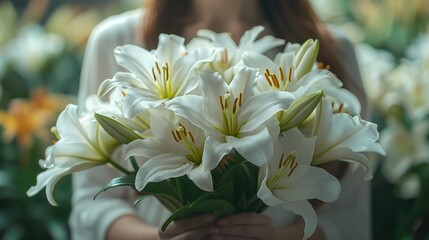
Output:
(282, 201), (317, 240)
(226, 126), (274, 166)
(135, 153), (193, 191)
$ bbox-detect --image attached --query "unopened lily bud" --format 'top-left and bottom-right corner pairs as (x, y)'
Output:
(294, 39), (319, 80)
(279, 91), (323, 132)
(94, 112), (142, 144)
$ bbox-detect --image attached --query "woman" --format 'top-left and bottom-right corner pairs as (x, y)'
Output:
(70, 0), (371, 239)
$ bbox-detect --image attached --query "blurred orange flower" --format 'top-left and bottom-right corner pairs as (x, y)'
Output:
(0, 88), (73, 149)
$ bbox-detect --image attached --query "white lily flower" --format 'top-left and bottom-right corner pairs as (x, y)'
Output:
(6, 24), (65, 76)
(243, 41), (361, 116)
(97, 34), (218, 117)
(125, 107), (214, 192)
(26, 104), (121, 206)
(194, 26), (285, 82)
(258, 128), (341, 240)
(311, 99), (385, 180)
(380, 117), (429, 183)
(167, 67), (294, 167)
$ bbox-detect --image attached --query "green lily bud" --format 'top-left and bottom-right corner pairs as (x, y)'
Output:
(294, 39), (319, 80)
(94, 112), (142, 144)
(279, 90), (323, 132)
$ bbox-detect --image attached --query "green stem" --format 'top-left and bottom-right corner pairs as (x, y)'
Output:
(175, 178), (184, 203)
(255, 199), (268, 213)
(248, 195), (267, 213)
(248, 194), (260, 206)
(107, 159), (132, 175)
(129, 156), (140, 172)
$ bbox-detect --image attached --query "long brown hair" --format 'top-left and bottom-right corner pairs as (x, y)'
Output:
(141, 1), (366, 108)
(142, 0), (357, 178)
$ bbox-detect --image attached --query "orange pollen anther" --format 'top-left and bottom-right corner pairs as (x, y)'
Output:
(338, 103), (344, 112)
(232, 98), (238, 114)
(272, 74), (280, 88)
(171, 130), (179, 142)
(219, 96), (225, 110)
(278, 153), (285, 169)
(176, 130), (182, 140)
(265, 70), (273, 86)
(152, 67), (157, 81)
(279, 67), (285, 82)
(165, 63), (170, 81)
(288, 66), (292, 82)
(179, 123), (187, 136)
(287, 161), (298, 177)
(188, 131), (195, 143)
(156, 62), (161, 74)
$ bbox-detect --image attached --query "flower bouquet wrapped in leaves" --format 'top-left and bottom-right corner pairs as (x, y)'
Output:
(27, 26), (385, 239)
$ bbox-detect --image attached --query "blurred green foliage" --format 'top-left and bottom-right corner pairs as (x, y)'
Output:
(0, 1), (141, 239)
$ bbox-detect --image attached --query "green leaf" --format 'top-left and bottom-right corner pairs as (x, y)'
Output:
(134, 193), (183, 212)
(144, 180), (179, 201)
(94, 175), (136, 200)
(94, 112), (142, 144)
(161, 199), (236, 231)
(236, 193), (248, 212)
(191, 182), (234, 207)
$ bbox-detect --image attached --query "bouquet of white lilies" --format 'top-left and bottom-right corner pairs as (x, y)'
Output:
(27, 26), (384, 239)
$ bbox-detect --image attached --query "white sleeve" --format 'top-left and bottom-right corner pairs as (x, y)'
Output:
(69, 10), (143, 240)
(316, 29), (371, 240)
(317, 169), (371, 240)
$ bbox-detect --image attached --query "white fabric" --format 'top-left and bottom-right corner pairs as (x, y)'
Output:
(69, 9), (371, 240)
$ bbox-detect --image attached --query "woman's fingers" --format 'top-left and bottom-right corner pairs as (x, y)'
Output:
(214, 213), (275, 240)
(217, 212), (270, 226)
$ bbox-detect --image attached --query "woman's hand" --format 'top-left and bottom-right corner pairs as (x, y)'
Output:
(210, 212), (276, 240)
(159, 214), (220, 240)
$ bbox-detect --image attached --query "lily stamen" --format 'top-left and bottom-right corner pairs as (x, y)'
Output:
(338, 103), (344, 113)
(218, 91), (243, 136)
(188, 131), (195, 144)
(171, 125), (202, 164)
(268, 151), (298, 188)
(175, 129), (182, 141)
(265, 69), (273, 86)
(288, 66), (292, 82)
(171, 130), (179, 142)
(155, 61), (161, 74)
(219, 96), (225, 110)
(152, 67), (157, 81)
(232, 98), (239, 114)
(279, 67), (285, 82)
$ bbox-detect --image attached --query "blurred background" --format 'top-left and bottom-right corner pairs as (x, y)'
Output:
(0, 0), (428, 239)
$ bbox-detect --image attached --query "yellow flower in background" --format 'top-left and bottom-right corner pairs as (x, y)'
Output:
(0, 88), (73, 149)
(0, 99), (49, 148)
(30, 88), (73, 114)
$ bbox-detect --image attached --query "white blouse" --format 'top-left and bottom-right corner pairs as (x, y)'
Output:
(69, 8), (371, 240)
